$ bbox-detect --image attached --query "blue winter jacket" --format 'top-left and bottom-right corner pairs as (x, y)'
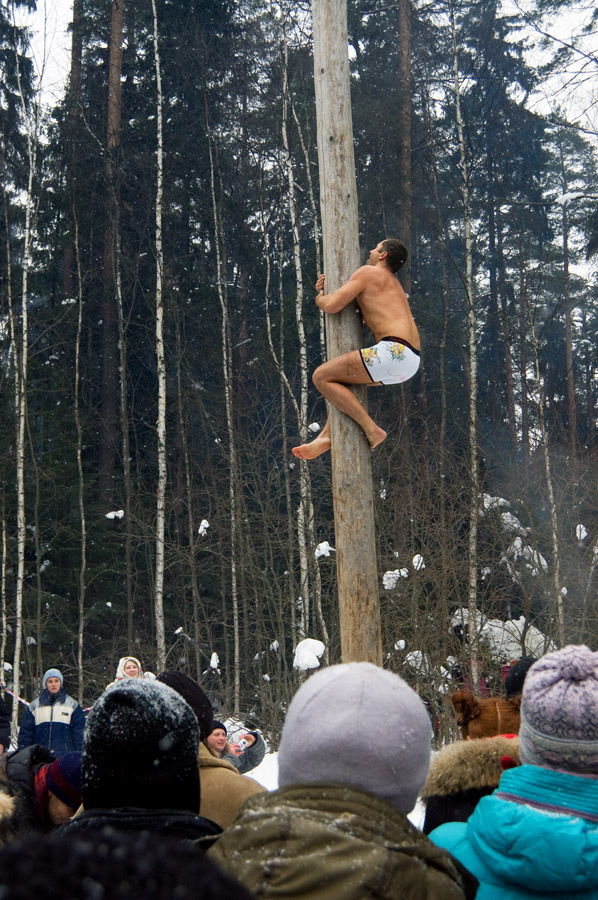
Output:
(430, 764), (598, 900)
(17, 689), (85, 757)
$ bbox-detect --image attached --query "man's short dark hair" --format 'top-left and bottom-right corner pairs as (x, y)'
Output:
(381, 239), (408, 273)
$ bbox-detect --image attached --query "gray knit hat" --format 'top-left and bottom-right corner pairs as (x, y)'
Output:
(42, 669), (63, 689)
(277, 662), (432, 813)
(519, 644), (598, 774)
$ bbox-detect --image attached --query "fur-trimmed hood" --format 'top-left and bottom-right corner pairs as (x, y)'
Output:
(421, 736), (520, 800)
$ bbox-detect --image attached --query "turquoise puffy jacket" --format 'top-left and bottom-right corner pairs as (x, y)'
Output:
(430, 764), (598, 900)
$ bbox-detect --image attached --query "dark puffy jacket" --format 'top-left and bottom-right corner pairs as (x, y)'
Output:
(0, 696), (10, 751)
(61, 807), (222, 846)
(18, 690), (85, 756)
(0, 744), (55, 844)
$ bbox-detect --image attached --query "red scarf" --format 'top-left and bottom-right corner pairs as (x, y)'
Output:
(33, 765), (51, 826)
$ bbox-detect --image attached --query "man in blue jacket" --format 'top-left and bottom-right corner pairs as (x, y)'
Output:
(18, 669), (85, 757)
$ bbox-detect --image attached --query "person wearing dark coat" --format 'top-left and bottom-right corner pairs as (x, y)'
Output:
(18, 668), (85, 757)
(0, 745), (82, 845)
(61, 678), (221, 844)
(0, 694), (11, 753)
(421, 734), (520, 833)
(0, 830), (256, 900)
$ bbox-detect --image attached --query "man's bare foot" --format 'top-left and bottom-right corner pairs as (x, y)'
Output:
(291, 434), (332, 460)
(367, 425), (387, 450)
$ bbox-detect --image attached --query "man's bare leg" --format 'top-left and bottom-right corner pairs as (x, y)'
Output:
(292, 350), (386, 459)
(292, 419), (331, 459)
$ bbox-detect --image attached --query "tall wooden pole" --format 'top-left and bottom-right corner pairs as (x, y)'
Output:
(312, 0), (382, 665)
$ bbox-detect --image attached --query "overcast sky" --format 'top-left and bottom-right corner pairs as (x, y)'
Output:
(18, 0), (598, 139)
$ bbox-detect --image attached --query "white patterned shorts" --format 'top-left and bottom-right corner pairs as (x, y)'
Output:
(359, 337), (420, 385)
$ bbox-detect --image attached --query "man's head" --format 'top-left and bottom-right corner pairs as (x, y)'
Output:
(42, 669), (63, 694)
(520, 644), (598, 774)
(367, 238), (408, 273)
(206, 722), (227, 756)
(82, 679), (201, 812)
(278, 662), (432, 813)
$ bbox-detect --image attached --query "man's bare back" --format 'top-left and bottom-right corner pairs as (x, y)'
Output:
(353, 264), (420, 349)
(292, 238), (420, 461)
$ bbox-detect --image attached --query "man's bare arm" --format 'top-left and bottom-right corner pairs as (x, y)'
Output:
(314, 268), (371, 314)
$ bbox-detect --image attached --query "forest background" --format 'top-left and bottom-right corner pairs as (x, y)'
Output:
(1, 0), (598, 745)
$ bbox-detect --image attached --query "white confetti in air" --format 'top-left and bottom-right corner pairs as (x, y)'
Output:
(308, 422), (321, 433)
(105, 509), (124, 520)
(210, 652), (220, 670)
(413, 554), (425, 571)
(198, 519), (209, 536)
(577, 524), (588, 541)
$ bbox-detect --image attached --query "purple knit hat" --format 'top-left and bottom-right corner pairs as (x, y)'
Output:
(519, 644), (598, 774)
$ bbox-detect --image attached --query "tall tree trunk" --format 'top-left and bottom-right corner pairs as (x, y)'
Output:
(99, 0), (124, 501)
(312, 0), (381, 665)
(63, 0), (83, 301)
(561, 201), (576, 453)
(518, 253), (530, 465)
(450, 0), (479, 690)
(496, 211), (518, 450)
(9, 51), (37, 737)
(74, 218), (87, 704)
(207, 110), (241, 713)
(397, 0), (412, 294)
(524, 278), (565, 645)
(175, 327), (206, 678)
(151, 0), (166, 670)
(281, 30), (329, 655)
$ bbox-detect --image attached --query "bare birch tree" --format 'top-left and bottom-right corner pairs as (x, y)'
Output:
(151, 0), (167, 670)
(7, 30), (38, 735)
(450, 0), (479, 689)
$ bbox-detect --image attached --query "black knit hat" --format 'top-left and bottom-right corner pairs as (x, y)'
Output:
(156, 670), (214, 740)
(82, 679), (200, 813)
(505, 657), (537, 698)
(211, 720), (226, 735)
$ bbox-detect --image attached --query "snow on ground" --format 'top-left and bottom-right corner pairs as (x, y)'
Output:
(251, 750), (279, 791)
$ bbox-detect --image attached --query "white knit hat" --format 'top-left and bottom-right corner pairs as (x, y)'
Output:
(278, 662), (432, 813)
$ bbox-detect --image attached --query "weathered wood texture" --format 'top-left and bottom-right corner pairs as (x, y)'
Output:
(312, 0), (382, 665)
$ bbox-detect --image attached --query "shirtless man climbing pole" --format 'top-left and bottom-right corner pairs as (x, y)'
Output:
(292, 238), (420, 460)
